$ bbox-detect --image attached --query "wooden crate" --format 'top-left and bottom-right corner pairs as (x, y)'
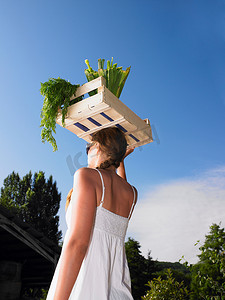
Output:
(56, 76), (153, 148)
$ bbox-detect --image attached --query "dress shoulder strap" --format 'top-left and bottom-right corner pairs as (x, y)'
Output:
(128, 185), (136, 220)
(93, 168), (105, 207)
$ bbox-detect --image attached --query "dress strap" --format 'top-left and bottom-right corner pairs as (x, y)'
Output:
(93, 168), (105, 207)
(128, 185), (136, 220)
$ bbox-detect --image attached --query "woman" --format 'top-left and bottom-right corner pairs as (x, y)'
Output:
(46, 126), (138, 300)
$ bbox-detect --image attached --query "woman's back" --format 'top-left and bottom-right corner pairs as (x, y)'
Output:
(93, 167), (137, 219)
(47, 167), (137, 300)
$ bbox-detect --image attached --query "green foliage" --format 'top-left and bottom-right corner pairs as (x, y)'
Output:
(141, 268), (190, 300)
(20, 287), (48, 299)
(85, 57), (131, 98)
(125, 237), (155, 299)
(40, 288), (48, 300)
(125, 237), (191, 299)
(40, 78), (83, 151)
(0, 170), (62, 245)
(192, 223), (225, 299)
(183, 223), (225, 300)
(153, 267), (191, 291)
(154, 260), (190, 274)
(0, 171), (29, 214)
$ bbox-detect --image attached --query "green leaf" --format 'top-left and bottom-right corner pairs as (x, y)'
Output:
(40, 78), (83, 151)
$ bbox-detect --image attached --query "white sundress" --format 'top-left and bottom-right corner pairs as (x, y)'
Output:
(46, 168), (136, 300)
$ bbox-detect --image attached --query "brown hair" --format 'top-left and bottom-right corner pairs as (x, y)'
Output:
(91, 126), (128, 169)
(65, 188), (73, 212)
(65, 126), (127, 211)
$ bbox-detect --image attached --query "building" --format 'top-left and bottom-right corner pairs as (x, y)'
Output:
(0, 204), (61, 299)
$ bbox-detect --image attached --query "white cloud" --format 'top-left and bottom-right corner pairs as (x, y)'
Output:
(127, 165), (225, 264)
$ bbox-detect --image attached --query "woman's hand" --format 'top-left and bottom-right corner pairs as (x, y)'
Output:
(124, 146), (135, 159)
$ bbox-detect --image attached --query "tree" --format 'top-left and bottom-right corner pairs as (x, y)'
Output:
(141, 268), (190, 300)
(0, 170), (62, 245)
(153, 261), (191, 290)
(190, 223), (225, 299)
(125, 237), (155, 299)
(0, 170), (29, 216)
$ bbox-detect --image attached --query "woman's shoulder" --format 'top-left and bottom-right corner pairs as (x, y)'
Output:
(115, 175), (138, 204)
(73, 167), (98, 182)
(131, 184), (138, 194)
(75, 167), (138, 203)
(130, 185), (138, 204)
(74, 167), (97, 174)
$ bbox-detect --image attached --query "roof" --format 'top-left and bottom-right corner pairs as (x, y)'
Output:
(0, 204), (62, 288)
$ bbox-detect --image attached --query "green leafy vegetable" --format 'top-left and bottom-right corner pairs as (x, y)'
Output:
(40, 78), (83, 151)
(84, 58), (131, 98)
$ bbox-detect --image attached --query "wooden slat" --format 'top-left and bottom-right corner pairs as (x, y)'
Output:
(78, 117), (127, 138)
(70, 76), (106, 100)
(56, 93), (107, 126)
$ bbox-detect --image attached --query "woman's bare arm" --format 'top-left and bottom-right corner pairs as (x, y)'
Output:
(117, 147), (135, 181)
(54, 168), (97, 300)
(117, 159), (127, 180)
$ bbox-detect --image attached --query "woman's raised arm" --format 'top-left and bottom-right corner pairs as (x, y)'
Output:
(117, 147), (135, 181)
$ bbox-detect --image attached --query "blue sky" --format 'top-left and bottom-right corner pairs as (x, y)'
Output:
(0, 0), (225, 263)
